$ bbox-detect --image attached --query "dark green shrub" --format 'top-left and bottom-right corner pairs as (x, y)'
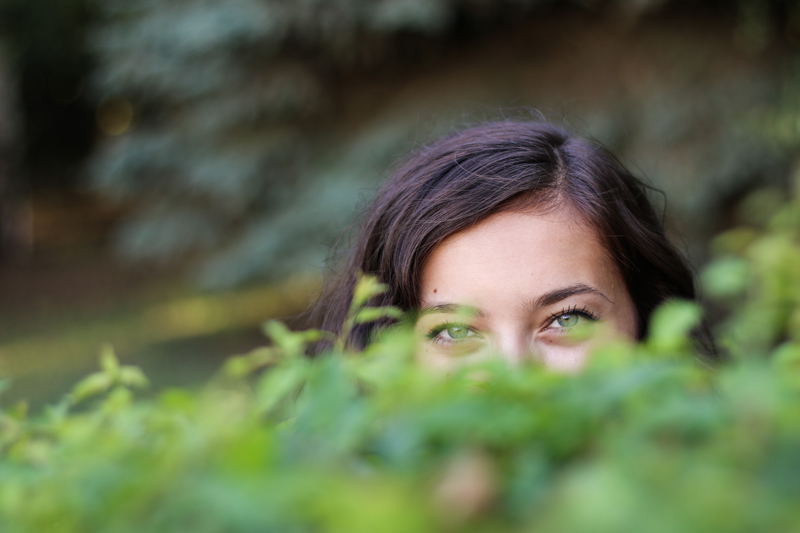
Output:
(1, 188), (799, 532)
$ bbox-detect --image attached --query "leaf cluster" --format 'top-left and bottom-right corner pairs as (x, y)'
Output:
(1, 191), (800, 531)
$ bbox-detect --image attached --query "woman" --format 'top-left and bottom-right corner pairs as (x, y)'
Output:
(317, 120), (718, 367)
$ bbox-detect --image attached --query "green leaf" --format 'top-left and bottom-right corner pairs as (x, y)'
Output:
(647, 300), (701, 353)
(70, 372), (112, 404)
(263, 320), (326, 357)
(354, 306), (404, 324)
(702, 257), (750, 298)
(99, 344), (120, 379)
(119, 366), (150, 389)
(224, 347), (282, 378)
(351, 274), (388, 311)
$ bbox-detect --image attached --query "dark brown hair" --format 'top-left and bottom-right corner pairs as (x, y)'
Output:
(317, 120), (717, 359)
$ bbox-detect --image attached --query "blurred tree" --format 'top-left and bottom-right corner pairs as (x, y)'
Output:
(88, 0), (557, 285)
(0, 0), (97, 187)
(0, 0), (97, 257)
(0, 42), (27, 258)
(85, 0), (800, 287)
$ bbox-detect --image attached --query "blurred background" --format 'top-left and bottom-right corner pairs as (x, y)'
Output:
(0, 0), (798, 407)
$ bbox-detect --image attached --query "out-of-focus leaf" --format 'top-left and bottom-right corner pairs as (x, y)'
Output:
(69, 372), (112, 403)
(702, 256), (750, 298)
(354, 306), (404, 324)
(647, 300), (701, 353)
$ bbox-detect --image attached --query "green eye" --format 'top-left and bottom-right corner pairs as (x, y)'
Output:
(425, 322), (481, 346)
(426, 323), (478, 343)
(556, 314), (581, 328)
(446, 325), (470, 339)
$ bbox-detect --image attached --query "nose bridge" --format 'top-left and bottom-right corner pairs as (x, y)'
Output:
(493, 325), (533, 365)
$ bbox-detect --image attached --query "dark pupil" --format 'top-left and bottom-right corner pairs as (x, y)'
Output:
(447, 325), (469, 339)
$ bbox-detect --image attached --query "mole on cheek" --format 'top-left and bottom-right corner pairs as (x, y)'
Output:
(433, 288), (437, 293)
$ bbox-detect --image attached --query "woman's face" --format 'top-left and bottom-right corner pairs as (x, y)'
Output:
(415, 205), (637, 371)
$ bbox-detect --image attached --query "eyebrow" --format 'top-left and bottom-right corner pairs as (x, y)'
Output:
(418, 283), (613, 318)
(417, 303), (487, 318)
(524, 283), (614, 311)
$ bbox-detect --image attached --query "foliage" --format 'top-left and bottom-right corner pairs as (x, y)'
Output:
(0, 0), (94, 66)
(84, 0), (800, 287)
(1, 189), (800, 531)
(703, 174), (800, 359)
(85, 0), (571, 286)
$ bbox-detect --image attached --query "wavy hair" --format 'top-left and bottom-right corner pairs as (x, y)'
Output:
(316, 120), (717, 360)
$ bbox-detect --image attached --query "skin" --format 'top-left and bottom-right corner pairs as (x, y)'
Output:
(415, 204), (637, 372)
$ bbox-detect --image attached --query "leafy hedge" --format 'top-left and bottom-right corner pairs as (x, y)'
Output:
(1, 185), (799, 531)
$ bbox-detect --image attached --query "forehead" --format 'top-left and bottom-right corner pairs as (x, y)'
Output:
(420, 205), (620, 306)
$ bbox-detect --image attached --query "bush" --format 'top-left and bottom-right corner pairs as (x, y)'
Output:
(0, 187), (799, 532)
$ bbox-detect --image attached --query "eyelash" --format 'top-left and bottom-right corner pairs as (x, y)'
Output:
(544, 305), (598, 328)
(426, 305), (599, 345)
(426, 321), (481, 345)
